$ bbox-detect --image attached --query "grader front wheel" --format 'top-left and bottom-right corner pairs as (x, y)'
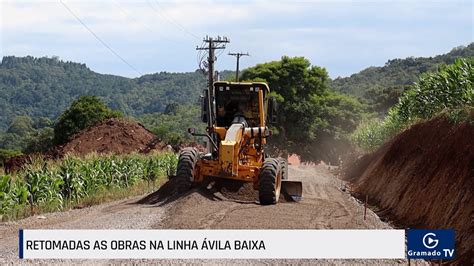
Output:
(258, 158), (282, 205)
(176, 148), (199, 193)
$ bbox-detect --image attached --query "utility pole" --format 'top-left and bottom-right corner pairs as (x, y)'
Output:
(196, 36), (229, 151)
(228, 52), (249, 82)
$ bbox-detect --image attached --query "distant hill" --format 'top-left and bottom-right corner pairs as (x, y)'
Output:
(329, 43), (474, 114)
(1, 44), (472, 130)
(0, 56), (207, 130)
(331, 43), (474, 96)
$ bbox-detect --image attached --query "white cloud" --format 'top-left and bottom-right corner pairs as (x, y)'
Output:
(1, 0), (472, 78)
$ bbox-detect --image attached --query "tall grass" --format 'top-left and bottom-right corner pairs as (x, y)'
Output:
(0, 152), (177, 221)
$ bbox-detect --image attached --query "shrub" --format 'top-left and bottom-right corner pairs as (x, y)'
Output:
(53, 96), (122, 145)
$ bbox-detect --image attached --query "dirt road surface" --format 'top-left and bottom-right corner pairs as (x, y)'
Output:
(0, 165), (424, 264)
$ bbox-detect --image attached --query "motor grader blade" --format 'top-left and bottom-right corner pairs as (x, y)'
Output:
(281, 180), (302, 201)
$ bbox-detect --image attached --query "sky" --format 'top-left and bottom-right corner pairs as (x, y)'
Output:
(1, 0), (473, 78)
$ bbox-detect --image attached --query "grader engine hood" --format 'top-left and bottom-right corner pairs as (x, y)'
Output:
(219, 123), (244, 176)
(219, 124), (268, 177)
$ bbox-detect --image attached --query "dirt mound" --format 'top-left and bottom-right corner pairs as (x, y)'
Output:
(211, 179), (258, 202)
(136, 177), (185, 205)
(3, 118), (168, 172)
(347, 116), (473, 264)
(138, 177), (293, 206)
(137, 178), (258, 206)
(59, 118), (162, 156)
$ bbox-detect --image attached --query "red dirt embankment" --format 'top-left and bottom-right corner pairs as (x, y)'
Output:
(347, 116), (473, 264)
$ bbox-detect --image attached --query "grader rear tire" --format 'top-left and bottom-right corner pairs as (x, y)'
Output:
(258, 158), (282, 205)
(176, 148), (199, 193)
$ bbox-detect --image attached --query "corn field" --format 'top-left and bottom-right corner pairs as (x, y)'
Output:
(0, 152), (177, 221)
(352, 58), (474, 152)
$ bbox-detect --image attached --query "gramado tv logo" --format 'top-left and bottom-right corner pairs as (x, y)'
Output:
(407, 229), (455, 259)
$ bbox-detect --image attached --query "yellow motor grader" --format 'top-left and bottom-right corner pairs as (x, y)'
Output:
(176, 81), (302, 204)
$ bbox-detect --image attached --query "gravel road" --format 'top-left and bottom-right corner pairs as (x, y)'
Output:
(0, 164), (425, 265)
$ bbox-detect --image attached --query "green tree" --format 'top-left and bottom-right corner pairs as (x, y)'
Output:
(363, 85), (409, 115)
(6, 116), (34, 135)
(164, 102), (179, 115)
(0, 116), (55, 153)
(24, 127), (54, 153)
(139, 104), (204, 146)
(0, 116), (36, 151)
(53, 96), (122, 145)
(241, 56), (366, 163)
(34, 117), (53, 129)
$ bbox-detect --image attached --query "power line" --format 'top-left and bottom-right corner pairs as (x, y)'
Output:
(60, 0), (142, 76)
(153, 0), (201, 39)
(215, 47), (226, 58)
(113, 0), (181, 45)
(196, 41), (206, 73)
(148, 0), (200, 40)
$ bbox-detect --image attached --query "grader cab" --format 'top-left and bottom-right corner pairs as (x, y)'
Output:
(176, 81), (302, 204)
